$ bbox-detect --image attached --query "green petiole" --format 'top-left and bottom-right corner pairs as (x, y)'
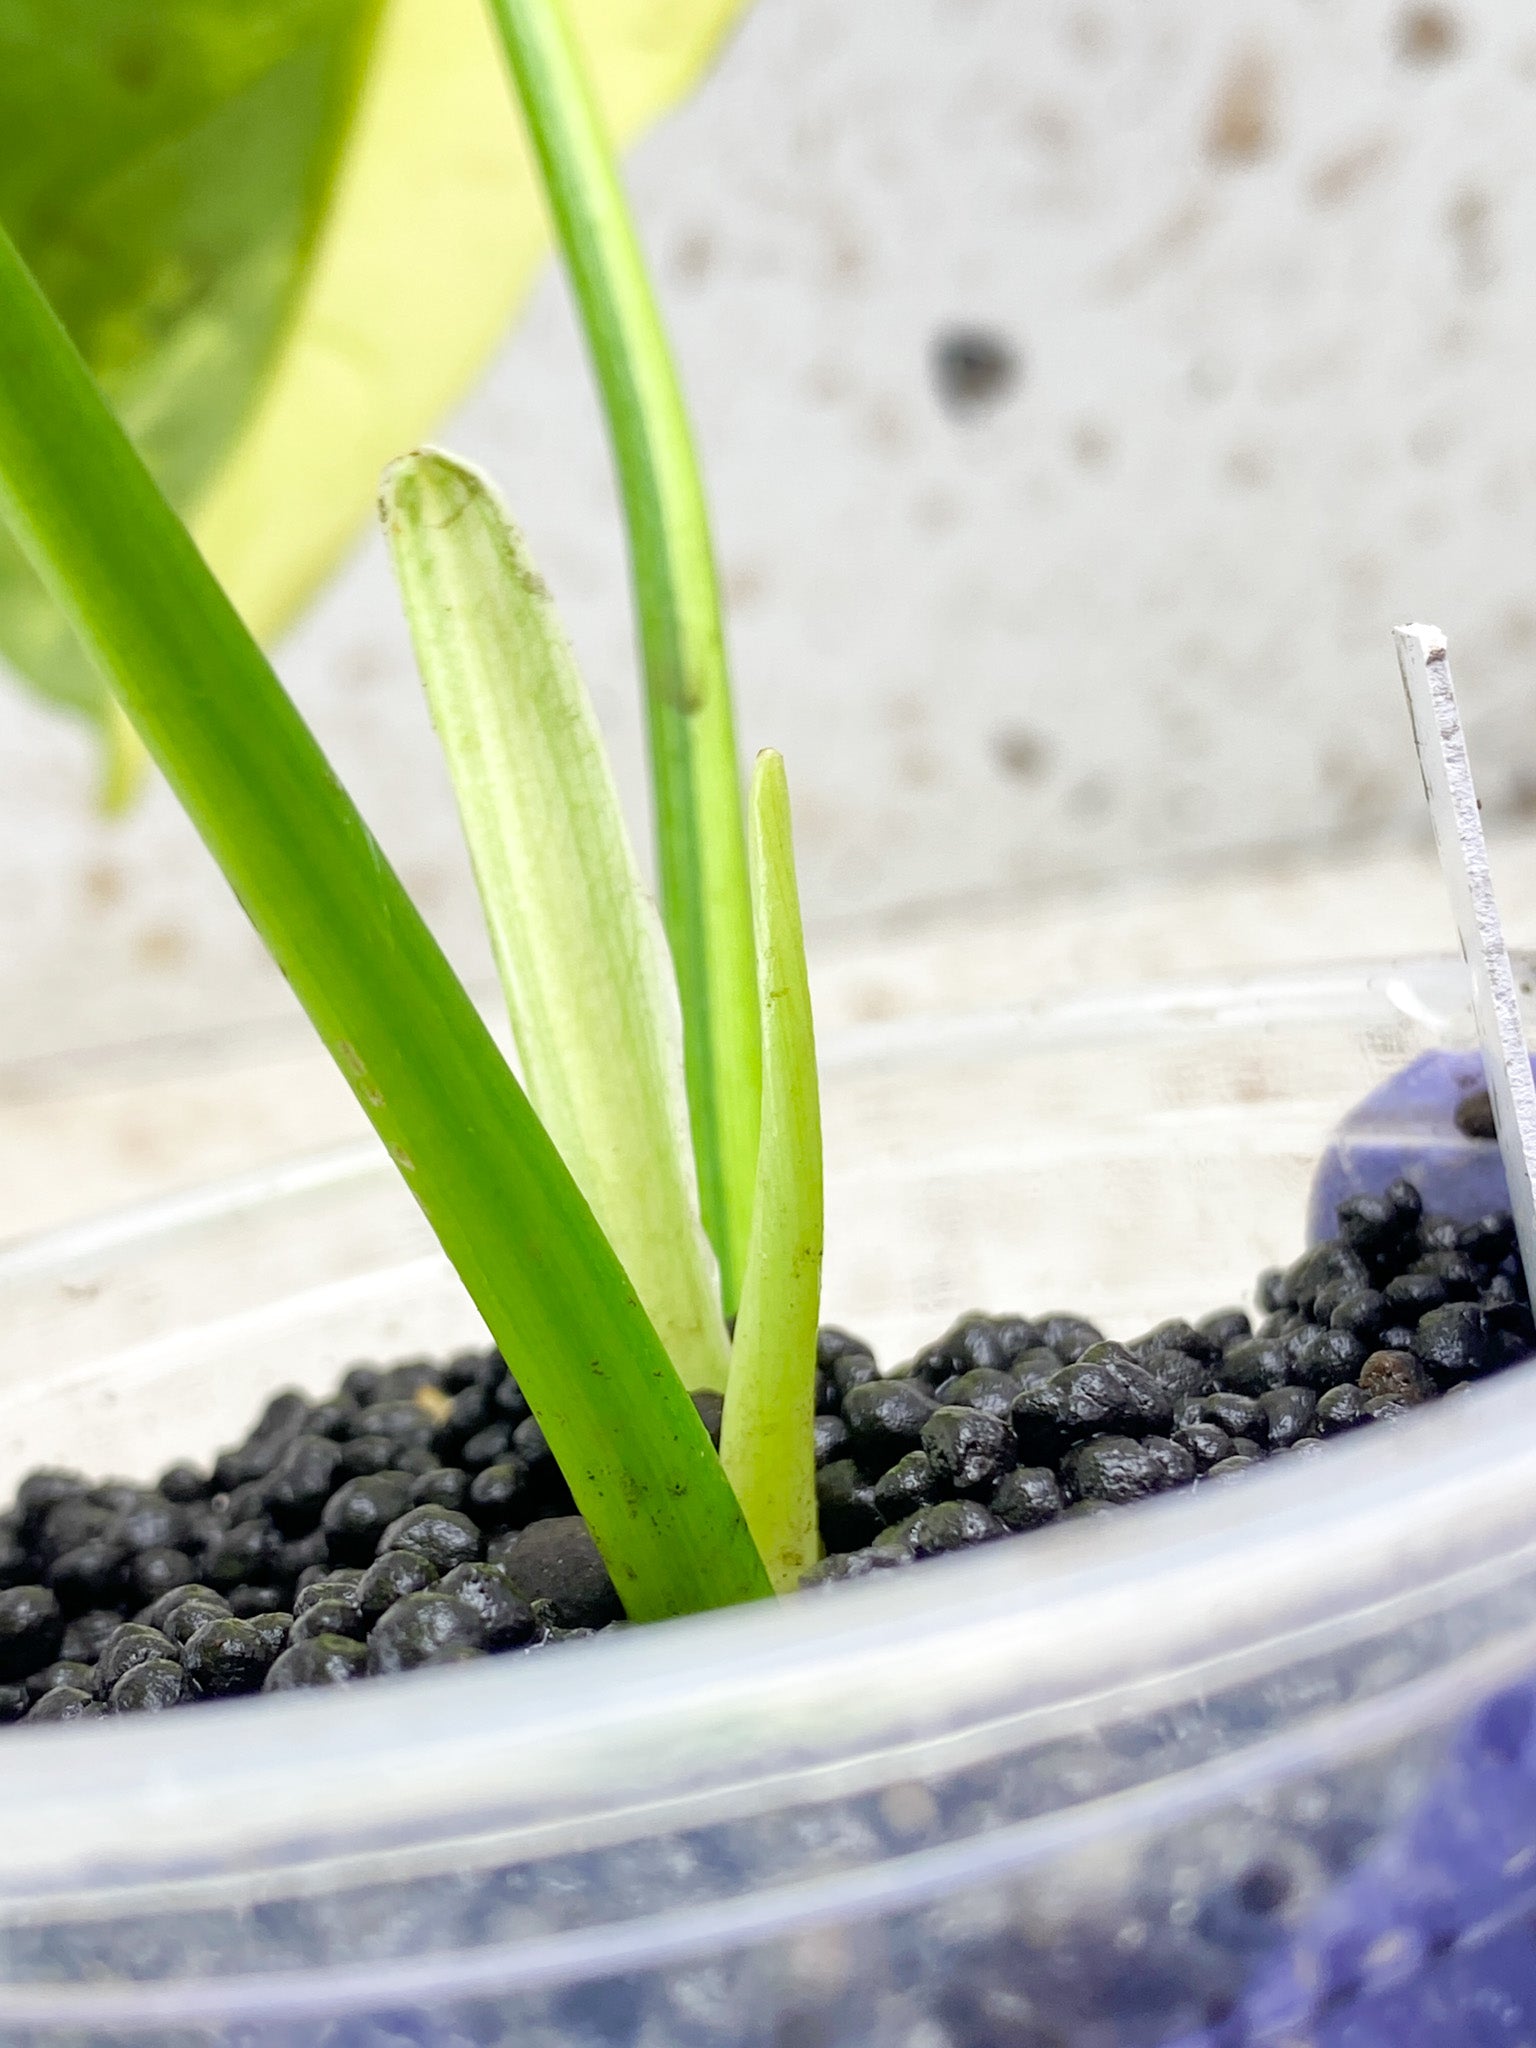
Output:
(0, 217), (770, 1625)
(484, 0), (761, 1320)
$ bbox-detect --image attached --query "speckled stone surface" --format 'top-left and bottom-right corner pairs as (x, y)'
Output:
(6, 1), (1536, 1088)
(8, 834), (1536, 1247)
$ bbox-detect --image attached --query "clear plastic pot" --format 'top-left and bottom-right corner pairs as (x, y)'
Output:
(0, 956), (1534, 2047)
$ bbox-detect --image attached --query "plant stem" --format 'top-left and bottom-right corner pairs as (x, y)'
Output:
(484, 0), (760, 1318)
(0, 219), (769, 1624)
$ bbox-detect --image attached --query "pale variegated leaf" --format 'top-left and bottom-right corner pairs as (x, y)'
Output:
(382, 448), (732, 1397)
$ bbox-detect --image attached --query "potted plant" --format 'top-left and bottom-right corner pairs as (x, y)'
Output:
(0, 2), (1533, 2042)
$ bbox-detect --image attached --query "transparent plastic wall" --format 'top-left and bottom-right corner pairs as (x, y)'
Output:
(0, 961), (1534, 2046)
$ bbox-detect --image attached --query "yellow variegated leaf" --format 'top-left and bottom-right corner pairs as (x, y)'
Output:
(0, 0), (749, 799)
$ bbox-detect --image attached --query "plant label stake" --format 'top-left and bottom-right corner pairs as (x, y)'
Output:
(1395, 621), (1536, 1293)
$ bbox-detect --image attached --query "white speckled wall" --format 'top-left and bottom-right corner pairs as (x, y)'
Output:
(4, 0), (1536, 1062)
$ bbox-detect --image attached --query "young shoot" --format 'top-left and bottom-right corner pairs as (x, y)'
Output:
(721, 752), (825, 1590)
(381, 450), (730, 1396)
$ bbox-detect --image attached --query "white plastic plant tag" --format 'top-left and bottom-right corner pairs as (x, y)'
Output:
(1394, 622), (1536, 1290)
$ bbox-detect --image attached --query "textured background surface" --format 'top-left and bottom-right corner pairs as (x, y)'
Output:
(7, 832), (1536, 1243)
(4, 0), (1536, 1073)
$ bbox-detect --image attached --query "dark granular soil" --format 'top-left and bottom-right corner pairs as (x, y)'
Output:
(0, 1173), (1528, 1724)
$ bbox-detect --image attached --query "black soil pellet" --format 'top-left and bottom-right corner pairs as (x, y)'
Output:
(321, 1474), (416, 1565)
(934, 1367), (1021, 1419)
(377, 1505), (481, 1574)
(811, 1415), (850, 1466)
(990, 1466), (1063, 1531)
(689, 1390), (724, 1447)
(109, 1658), (187, 1713)
(160, 1592), (232, 1648)
(905, 1500), (1004, 1556)
(1359, 1349), (1432, 1405)
(1259, 1385), (1319, 1447)
(1039, 1314), (1104, 1362)
(95, 1624), (177, 1696)
(815, 1461), (882, 1553)
(1062, 1435), (1164, 1506)
(1315, 1384), (1372, 1435)
(841, 1379), (939, 1472)
(1172, 1421), (1233, 1472)
(1291, 1327), (1367, 1391)
(291, 1596), (364, 1644)
(466, 1459), (532, 1532)
(265, 1635), (368, 1690)
(872, 1450), (943, 1523)
(357, 1550), (439, 1626)
(412, 1467), (471, 1514)
(922, 1407), (1018, 1494)
(1455, 1085), (1497, 1139)
(489, 1517), (623, 1631)
(366, 1591), (485, 1675)
(181, 1617), (278, 1698)
(1413, 1300), (1497, 1381)
(1198, 1391), (1267, 1442)
(0, 1586), (61, 1681)
(27, 1684), (100, 1721)
(438, 1563), (536, 1651)
(3, 1173), (1531, 1727)
(29, 1659), (93, 1702)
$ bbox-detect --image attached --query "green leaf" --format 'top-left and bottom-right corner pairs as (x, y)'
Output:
(0, 0), (384, 728)
(720, 750), (823, 1593)
(486, 0), (761, 1319)
(0, 215), (770, 1624)
(381, 449), (732, 1397)
(0, 0), (753, 771)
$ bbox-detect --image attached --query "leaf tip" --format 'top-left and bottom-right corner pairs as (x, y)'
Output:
(379, 446), (492, 536)
(750, 750), (794, 849)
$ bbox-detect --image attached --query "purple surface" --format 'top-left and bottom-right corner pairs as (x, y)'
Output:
(1307, 1050), (1534, 1245)
(1170, 1684), (1536, 2047)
